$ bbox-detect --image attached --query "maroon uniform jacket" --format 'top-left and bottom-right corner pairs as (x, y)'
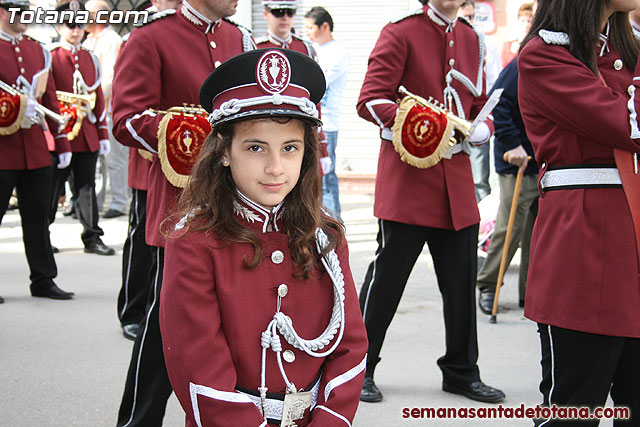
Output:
(357, 6), (492, 230)
(0, 32), (69, 170)
(255, 32), (316, 59)
(160, 196), (368, 427)
(519, 31), (640, 337)
(128, 149), (150, 191)
(111, 3), (254, 247)
(49, 40), (108, 153)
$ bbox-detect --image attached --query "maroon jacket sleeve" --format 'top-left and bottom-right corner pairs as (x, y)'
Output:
(308, 240), (368, 427)
(41, 67), (70, 154)
(111, 29), (164, 152)
(520, 39), (640, 151)
(160, 231), (267, 427)
(93, 83), (109, 141)
(356, 23), (403, 139)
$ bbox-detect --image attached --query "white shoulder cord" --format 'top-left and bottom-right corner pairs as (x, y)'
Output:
(258, 227), (346, 413)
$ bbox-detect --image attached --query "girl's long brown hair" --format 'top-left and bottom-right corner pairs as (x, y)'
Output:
(173, 116), (344, 279)
(521, 0), (639, 74)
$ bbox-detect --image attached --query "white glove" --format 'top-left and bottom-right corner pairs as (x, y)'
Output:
(57, 152), (72, 169)
(25, 98), (38, 119)
(99, 139), (111, 155)
(468, 122), (490, 145)
(320, 156), (332, 175)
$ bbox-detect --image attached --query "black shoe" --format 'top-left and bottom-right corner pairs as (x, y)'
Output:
(0, 295), (4, 303)
(30, 281), (75, 300)
(360, 377), (383, 402)
(443, 381), (505, 403)
(478, 289), (495, 315)
(51, 245), (59, 254)
(103, 208), (126, 219)
(84, 239), (115, 256)
(122, 323), (140, 341)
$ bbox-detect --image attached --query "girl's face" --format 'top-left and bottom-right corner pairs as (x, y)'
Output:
(223, 119), (305, 210)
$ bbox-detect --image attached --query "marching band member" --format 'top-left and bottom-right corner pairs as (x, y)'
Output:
(48, 0), (115, 256)
(256, 0), (315, 58)
(160, 47), (368, 427)
(519, 0), (640, 423)
(0, 0), (74, 301)
(111, 0), (254, 424)
(356, 0), (505, 403)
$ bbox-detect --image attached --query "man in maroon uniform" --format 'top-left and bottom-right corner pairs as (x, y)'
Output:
(255, 0), (315, 58)
(357, 0), (505, 403)
(49, 0), (114, 256)
(0, 0), (74, 301)
(111, 0), (254, 424)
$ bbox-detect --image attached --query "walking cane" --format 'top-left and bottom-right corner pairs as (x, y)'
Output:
(489, 154), (531, 323)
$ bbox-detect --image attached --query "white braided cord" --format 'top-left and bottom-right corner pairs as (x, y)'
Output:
(209, 94), (318, 124)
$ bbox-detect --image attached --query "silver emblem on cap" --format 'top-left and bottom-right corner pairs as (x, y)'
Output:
(256, 50), (291, 95)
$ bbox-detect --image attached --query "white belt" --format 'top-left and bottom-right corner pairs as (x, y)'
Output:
(540, 166), (622, 191)
(237, 378), (320, 423)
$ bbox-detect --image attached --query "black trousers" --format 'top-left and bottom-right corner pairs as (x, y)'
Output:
(0, 167), (57, 286)
(118, 189), (153, 327)
(359, 219), (481, 385)
(50, 151), (104, 246)
(117, 246), (172, 427)
(537, 324), (640, 426)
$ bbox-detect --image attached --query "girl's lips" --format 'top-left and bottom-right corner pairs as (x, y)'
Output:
(261, 183), (284, 191)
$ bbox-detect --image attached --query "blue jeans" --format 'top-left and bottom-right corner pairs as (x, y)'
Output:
(322, 131), (341, 220)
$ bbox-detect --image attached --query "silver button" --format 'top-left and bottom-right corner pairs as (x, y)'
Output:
(74, 64), (79, 69)
(271, 250), (284, 264)
(14, 47), (20, 53)
(614, 59), (623, 71)
(283, 350), (295, 363)
(449, 40), (454, 47)
(210, 41), (216, 48)
(74, 55), (78, 61)
(277, 284), (288, 297)
(449, 58), (455, 66)
(20, 68), (25, 74)
(17, 56), (22, 62)
(214, 60), (221, 68)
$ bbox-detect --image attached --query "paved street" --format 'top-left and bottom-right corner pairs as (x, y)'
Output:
(0, 192), (567, 426)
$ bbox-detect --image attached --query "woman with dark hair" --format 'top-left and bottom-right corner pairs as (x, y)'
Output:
(519, 0), (640, 424)
(158, 48), (368, 427)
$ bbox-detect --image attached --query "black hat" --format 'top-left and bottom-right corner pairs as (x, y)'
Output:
(200, 48), (325, 127)
(55, 0), (85, 12)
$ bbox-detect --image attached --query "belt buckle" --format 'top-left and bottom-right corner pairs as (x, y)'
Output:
(281, 390), (312, 427)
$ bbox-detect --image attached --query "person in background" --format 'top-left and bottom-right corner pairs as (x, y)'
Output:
(0, 0), (74, 301)
(357, 0), (504, 405)
(476, 56), (539, 316)
(500, 2), (534, 67)
(83, 0), (127, 219)
(519, 0), (640, 423)
(49, 0), (115, 256)
(256, 0), (315, 57)
(459, 0), (503, 202)
(304, 6), (348, 220)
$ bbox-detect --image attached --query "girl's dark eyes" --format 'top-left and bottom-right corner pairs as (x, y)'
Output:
(283, 144), (299, 153)
(248, 145), (263, 152)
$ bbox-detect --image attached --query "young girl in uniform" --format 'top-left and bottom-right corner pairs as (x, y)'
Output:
(158, 48), (368, 427)
(519, 0), (640, 424)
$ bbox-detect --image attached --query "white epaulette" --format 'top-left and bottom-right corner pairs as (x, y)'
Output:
(539, 29), (570, 46)
(391, 8), (424, 24)
(222, 17), (255, 51)
(254, 35), (268, 45)
(134, 8), (176, 28)
(46, 41), (61, 51)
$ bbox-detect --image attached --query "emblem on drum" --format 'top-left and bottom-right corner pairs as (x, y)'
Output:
(256, 50), (291, 94)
